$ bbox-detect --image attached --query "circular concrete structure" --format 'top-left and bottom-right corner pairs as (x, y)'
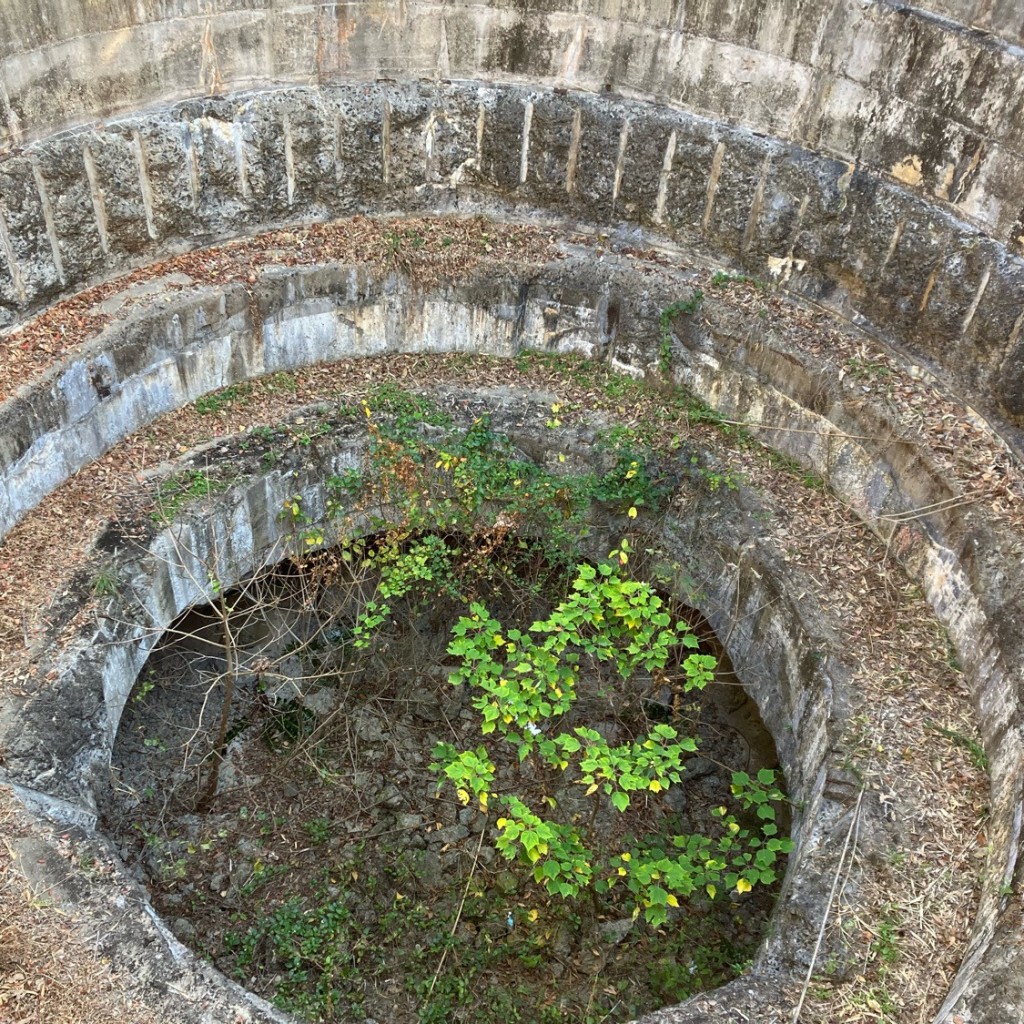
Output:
(0, 3), (1023, 1023)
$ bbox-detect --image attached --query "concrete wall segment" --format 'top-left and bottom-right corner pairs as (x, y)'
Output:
(0, 0), (1021, 1016)
(1, 0), (1024, 238)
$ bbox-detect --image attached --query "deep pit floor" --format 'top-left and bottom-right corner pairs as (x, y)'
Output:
(103, 561), (782, 1023)
(0, 220), (1008, 1022)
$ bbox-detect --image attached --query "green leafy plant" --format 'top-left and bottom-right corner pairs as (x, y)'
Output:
(658, 291), (704, 375)
(433, 552), (791, 927)
(151, 468), (227, 523)
(92, 567), (119, 597)
(924, 719), (989, 772)
(195, 383), (250, 415)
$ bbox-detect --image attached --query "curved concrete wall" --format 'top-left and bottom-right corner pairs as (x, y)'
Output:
(1, 249), (1021, 1021)
(2, 0), (1024, 1021)
(0, 374), (851, 1020)
(3, 0), (1024, 237)
(2, 47), (1024, 440)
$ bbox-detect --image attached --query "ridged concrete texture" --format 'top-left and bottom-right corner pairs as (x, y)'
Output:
(1, 1), (1023, 1023)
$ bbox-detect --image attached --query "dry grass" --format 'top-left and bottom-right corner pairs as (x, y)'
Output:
(0, 220), (1012, 1022)
(0, 787), (160, 1024)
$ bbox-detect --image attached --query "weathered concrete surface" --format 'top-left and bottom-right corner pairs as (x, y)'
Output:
(2, 0), (1024, 248)
(0, 0), (1022, 1019)
(0, 253), (599, 539)
(0, 251), (1020, 1021)
(1, 80), (1023, 451)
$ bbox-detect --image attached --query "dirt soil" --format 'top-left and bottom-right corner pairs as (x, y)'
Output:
(0, 216), (1004, 1024)
(100, 539), (782, 1024)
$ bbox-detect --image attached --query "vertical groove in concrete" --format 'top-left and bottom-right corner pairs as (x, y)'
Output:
(424, 110), (438, 182)
(133, 132), (158, 240)
(787, 194), (810, 256)
(654, 129), (677, 225)
(961, 267), (991, 337)
(333, 113), (343, 183)
(880, 218), (906, 276)
(702, 141), (726, 234)
(183, 124), (201, 211)
(0, 207), (27, 302)
(565, 107), (582, 194)
(742, 156), (770, 253)
(82, 144), (110, 254)
(612, 119), (629, 206)
(29, 155), (64, 283)
(475, 103), (486, 171)
(232, 122), (249, 199)
(382, 101), (392, 185)
(519, 100), (534, 185)
(561, 23), (585, 81)
(952, 140), (985, 205)
(437, 17), (450, 78)
(283, 113), (296, 206)
(199, 19), (221, 95)
(1008, 308), (1024, 350)
(919, 266), (940, 313)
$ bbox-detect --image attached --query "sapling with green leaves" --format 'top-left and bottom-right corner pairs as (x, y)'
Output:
(431, 551), (792, 927)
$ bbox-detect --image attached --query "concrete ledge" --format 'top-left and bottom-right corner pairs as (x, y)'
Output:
(2, 84), (1023, 443)
(0, 245), (1020, 1019)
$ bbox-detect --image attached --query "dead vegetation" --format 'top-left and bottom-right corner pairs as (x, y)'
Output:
(0, 219), (1010, 1023)
(0, 788), (160, 1024)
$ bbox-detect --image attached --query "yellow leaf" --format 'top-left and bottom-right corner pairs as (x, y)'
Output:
(649, 780), (662, 793)
(628, 506), (638, 519)
(351, 870), (359, 881)
(620, 852), (631, 862)
(729, 821), (740, 833)
(666, 894), (679, 908)
(479, 791), (489, 811)
(528, 909), (539, 922)
(618, 867), (627, 876)
(497, 818), (508, 828)
(706, 884), (716, 899)
(736, 878), (752, 894)
(456, 788), (470, 806)
(585, 784), (599, 797)
(493, 634), (505, 646)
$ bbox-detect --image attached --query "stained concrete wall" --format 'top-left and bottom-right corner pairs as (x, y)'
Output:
(3, 0), (1024, 241)
(1, 73), (1023, 449)
(1, 0), (1024, 1020)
